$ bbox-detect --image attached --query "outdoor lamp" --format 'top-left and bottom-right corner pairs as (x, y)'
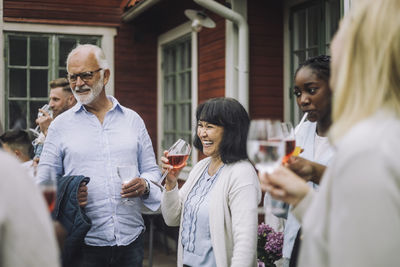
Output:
(184, 9), (216, 32)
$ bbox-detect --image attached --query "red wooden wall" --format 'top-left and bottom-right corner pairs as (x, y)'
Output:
(248, 0), (284, 120)
(3, 0), (121, 26)
(197, 12), (226, 104)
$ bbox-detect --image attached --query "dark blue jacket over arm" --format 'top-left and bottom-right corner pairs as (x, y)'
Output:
(53, 175), (91, 267)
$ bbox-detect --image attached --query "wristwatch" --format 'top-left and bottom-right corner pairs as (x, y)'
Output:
(143, 179), (150, 195)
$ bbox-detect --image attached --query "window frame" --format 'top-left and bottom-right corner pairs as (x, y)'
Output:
(0, 22), (117, 130)
(157, 22), (198, 180)
(3, 32), (101, 129)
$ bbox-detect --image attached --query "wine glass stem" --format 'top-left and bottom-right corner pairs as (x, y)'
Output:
(159, 170), (169, 184)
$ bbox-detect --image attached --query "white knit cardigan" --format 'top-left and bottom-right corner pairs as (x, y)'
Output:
(161, 157), (261, 267)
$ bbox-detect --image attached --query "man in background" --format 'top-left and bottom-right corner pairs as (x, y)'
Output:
(36, 77), (77, 136)
(34, 78), (76, 158)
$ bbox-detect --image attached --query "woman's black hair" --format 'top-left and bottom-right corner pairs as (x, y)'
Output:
(294, 55), (331, 82)
(193, 97), (250, 164)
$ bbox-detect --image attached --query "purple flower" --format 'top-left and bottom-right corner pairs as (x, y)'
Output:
(257, 223), (284, 266)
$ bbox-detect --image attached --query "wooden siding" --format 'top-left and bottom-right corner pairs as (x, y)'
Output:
(3, 0), (122, 26)
(248, 1), (284, 120)
(115, 22), (159, 148)
(197, 12), (226, 104)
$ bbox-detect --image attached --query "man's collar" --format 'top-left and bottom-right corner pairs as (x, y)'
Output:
(71, 95), (124, 113)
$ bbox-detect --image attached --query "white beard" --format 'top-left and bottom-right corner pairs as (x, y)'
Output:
(73, 76), (104, 105)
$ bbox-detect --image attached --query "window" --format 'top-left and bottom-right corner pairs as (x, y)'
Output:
(162, 35), (192, 154)
(289, 0), (341, 123)
(4, 32), (100, 130)
(158, 22), (198, 177)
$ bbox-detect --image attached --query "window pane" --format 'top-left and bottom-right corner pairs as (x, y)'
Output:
(293, 51), (306, 70)
(307, 6), (319, 47)
(186, 42), (191, 69)
(293, 10), (306, 50)
(180, 104), (191, 131)
(180, 73), (191, 100)
(30, 101), (48, 129)
(31, 37), (48, 66)
(9, 69), (27, 97)
(164, 105), (176, 130)
(167, 48), (176, 74)
(9, 100), (27, 129)
(59, 38), (77, 67)
(59, 69), (68, 79)
(164, 134), (175, 150)
(30, 69), (48, 97)
(164, 76), (176, 101)
(79, 38), (98, 45)
(327, 0), (340, 39)
(307, 48), (319, 58)
(9, 36), (27, 66)
(179, 42), (185, 71)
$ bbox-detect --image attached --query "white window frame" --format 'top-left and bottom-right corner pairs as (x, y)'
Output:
(157, 22), (198, 180)
(0, 21), (117, 129)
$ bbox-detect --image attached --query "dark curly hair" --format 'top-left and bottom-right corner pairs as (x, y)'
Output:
(295, 55), (331, 82)
(193, 97), (250, 164)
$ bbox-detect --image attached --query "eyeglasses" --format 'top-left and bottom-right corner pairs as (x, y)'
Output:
(67, 68), (102, 83)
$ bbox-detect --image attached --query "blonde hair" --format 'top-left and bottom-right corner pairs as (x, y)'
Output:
(330, 0), (400, 142)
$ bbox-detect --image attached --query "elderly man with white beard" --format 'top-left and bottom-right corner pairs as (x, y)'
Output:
(37, 44), (161, 267)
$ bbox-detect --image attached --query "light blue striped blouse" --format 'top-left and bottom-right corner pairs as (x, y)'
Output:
(181, 164), (224, 267)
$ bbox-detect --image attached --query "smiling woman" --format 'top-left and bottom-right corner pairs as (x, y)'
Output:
(160, 97), (261, 267)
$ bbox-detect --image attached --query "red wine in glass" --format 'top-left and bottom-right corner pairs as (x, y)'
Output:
(167, 154), (189, 169)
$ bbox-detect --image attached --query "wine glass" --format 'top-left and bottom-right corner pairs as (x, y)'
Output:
(281, 122), (296, 164)
(32, 104), (53, 137)
(117, 165), (137, 204)
(40, 167), (57, 212)
(247, 119), (288, 216)
(159, 139), (191, 183)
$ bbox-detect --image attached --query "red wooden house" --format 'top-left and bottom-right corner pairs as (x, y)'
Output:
(1, 0), (348, 170)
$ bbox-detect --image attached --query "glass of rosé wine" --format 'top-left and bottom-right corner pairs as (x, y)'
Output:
(246, 119), (288, 217)
(160, 139), (191, 183)
(40, 168), (57, 213)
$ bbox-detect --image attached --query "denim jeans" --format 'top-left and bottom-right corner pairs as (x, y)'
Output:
(80, 233), (144, 267)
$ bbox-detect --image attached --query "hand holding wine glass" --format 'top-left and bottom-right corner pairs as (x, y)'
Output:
(160, 139), (191, 188)
(33, 104), (53, 136)
(247, 119), (289, 216)
(117, 165), (138, 204)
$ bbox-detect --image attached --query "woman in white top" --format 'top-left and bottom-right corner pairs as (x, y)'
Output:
(161, 97), (261, 267)
(260, 1), (400, 266)
(281, 55), (335, 267)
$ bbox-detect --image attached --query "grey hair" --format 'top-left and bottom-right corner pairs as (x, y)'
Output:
(66, 44), (109, 71)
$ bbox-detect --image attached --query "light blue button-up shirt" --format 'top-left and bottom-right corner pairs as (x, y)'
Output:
(37, 96), (161, 246)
